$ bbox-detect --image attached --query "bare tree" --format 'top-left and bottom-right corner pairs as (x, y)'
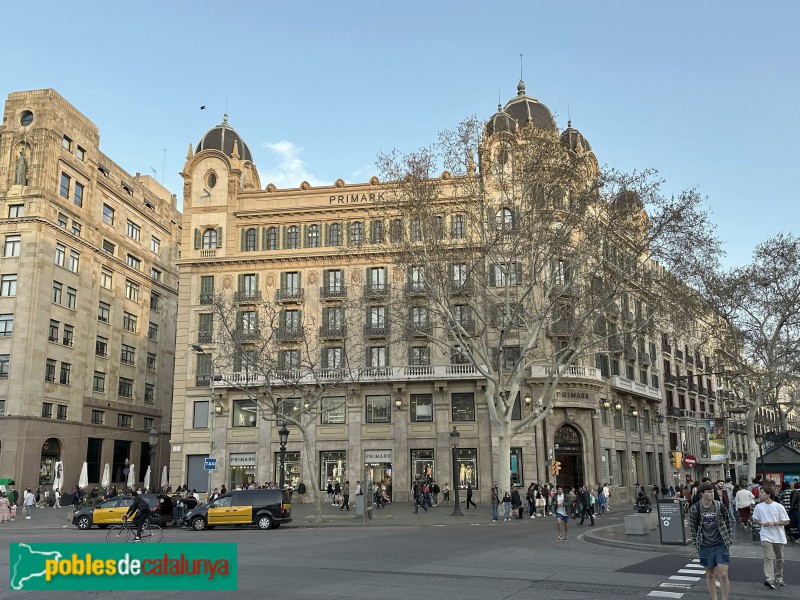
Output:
(375, 116), (720, 488)
(199, 291), (364, 521)
(702, 234), (800, 480)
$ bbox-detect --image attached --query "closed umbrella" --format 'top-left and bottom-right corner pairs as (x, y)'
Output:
(101, 463), (110, 488)
(161, 465), (168, 489)
(143, 466), (151, 493)
(78, 461), (88, 490)
(127, 464), (136, 490)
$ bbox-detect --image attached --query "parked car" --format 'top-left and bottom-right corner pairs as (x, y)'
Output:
(184, 489), (291, 531)
(72, 494), (174, 529)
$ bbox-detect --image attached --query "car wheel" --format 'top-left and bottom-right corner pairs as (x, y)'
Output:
(75, 515), (92, 530)
(191, 517), (206, 531)
(257, 515), (274, 530)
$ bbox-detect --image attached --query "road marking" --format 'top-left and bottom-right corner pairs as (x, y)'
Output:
(660, 583), (691, 589)
(678, 568), (705, 574)
(668, 575), (701, 581)
(648, 592), (684, 598)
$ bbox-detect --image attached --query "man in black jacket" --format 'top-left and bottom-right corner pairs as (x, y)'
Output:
(579, 486), (595, 525)
(123, 491), (152, 541)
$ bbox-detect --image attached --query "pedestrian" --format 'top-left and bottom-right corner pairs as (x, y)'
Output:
(535, 490), (546, 517)
(53, 488), (61, 509)
(490, 484), (500, 521)
(297, 481), (306, 504)
(579, 486), (595, 526)
(0, 493), (10, 523)
(23, 487), (35, 519)
(602, 482), (611, 511)
(526, 484), (536, 518)
(511, 486), (523, 519)
(554, 486), (573, 541)
(752, 486), (790, 589)
(465, 482), (477, 509)
(442, 482), (450, 503)
(422, 483), (433, 510)
(413, 480), (426, 513)
(340, 480), (350, 511)
(502, 490), (512, 522)
(734, 485), (755, 526)
(334, 481), (341, 506)
(326, 482), (334, 504)
(688, 481), (732, 600)
(596, 485), (606, 515)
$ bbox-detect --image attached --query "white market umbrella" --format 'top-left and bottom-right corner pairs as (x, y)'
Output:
(160, 465), (168, 489)
(78, 461), (88, 489)
(101, 463), (110, 488)
(143, 466), (151, 492)
(53, 461), (64, 492)
(127, 464), (136, 489)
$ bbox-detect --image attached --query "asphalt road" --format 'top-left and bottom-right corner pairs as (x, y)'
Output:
(1, 516), (797, 599)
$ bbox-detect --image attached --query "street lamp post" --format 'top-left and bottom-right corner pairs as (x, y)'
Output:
(450, 426), (463, 517)
(755, 432), (766, 483)
(278, 423), (290, 490)
(148, 426), (158, 493)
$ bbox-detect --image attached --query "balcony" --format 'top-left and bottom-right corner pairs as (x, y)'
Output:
(668, 406), (682, 417)
(234, 290), (262, 304)
(661, 342), (672, 354)
(320, 285), (347, 300)
(232, 328), (261, 342)
(676, 377), (688, 390)
(364, 283), (389, 298)
(448, 280), (474, 295)
(546, 320), (576, 337)
(197, 331), (213, 343)
(275, 327), (303, 341)
(686, 355), (694, 367)
(609, 375), (662, 400)
(674, 349), (684, 361)
(404, 282), (428, 296)
(529, 365), (603, 382)
(550, 283), (582, 298)
(609, 336), (623, 353)
(409, 322), (432, 336)
(623, 344), (636, 361)
(698, 385), (707, 397)
(453, 319), (476, 335)
(319, 325), (346, 339)
(688, 382), (699, 394)
(638, 352), (651, 366)
(364, 324), (390, 338)
(276, 288), (305, 302)
(199, 293), (214, 305)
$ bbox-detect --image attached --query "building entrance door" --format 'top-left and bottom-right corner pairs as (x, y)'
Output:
(554, 424), (584, 489)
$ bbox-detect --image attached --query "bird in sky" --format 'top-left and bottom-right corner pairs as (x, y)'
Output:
(200, 105), (206, 110)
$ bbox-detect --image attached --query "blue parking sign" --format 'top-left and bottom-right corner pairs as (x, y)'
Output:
(204, 458), (217, 470)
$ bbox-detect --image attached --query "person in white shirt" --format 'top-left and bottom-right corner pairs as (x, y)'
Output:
(752, 486), (790, 589)
(53, 488), (61, 509)
(602, 483), (611, 511)
(734, 486), (755, 526)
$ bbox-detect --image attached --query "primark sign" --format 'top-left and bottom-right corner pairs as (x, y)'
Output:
(364, 450), (392, 463)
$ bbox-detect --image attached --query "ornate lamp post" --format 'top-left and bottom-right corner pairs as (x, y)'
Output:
(148, 426), (158, 493)
(278, 423), (290, 490)
(754, 432), (766, 483)
(450, 426), (463, 516)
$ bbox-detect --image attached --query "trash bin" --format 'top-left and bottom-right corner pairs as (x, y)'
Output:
(354, 494), (373, 520)
(657, 498), (690, 545)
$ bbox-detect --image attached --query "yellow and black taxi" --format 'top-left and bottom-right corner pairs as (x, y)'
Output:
(72, 494), (174, 529)
(184, 489), (291, 531)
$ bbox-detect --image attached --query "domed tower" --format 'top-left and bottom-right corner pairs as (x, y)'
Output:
(503, 80), (558, 132)
(485, 104), (517, 137)
(196, 114), (253, 162)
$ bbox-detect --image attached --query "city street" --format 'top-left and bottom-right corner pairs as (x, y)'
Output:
(1, 503), (797, 599)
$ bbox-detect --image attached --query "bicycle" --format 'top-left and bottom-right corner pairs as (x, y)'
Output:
(106, 517), (163, 543)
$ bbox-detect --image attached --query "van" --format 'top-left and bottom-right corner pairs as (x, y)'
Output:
(185, 489), (291, 531)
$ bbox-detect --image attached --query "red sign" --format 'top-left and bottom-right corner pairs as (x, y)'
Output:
(683, 455), (697, 467)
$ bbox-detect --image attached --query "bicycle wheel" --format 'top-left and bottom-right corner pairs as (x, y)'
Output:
(141, 524), (163, 543)
(107, 526), (131, 543)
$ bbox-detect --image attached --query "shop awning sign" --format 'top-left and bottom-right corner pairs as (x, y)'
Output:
(364, 450), (392, 463)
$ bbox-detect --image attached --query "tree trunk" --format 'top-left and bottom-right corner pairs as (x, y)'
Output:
(495, 430), (512, 494)
(300, 431), (323, 522)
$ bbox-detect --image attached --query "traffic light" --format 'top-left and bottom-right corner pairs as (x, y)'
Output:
(551, 460), (561, 476)
(672, 451), (683, 469)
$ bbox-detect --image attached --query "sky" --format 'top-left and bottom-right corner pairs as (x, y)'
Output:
(3, 1), (797, 267)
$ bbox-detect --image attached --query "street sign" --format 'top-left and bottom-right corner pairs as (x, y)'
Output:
(204, 458), (217, 471)
(683, 454), (697, 467)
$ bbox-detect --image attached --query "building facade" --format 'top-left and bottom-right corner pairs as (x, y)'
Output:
(0, 89), (181, 493)
(170, 86), (753, 503)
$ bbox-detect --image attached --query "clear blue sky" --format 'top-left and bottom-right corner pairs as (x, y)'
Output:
(4, 1), (796, 266)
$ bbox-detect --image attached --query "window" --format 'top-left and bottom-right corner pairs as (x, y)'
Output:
(243, 228), (257, 251)
(98, 301), (110, 323)
(62, 135), (72, 151)
(202, 228), (218, 249)
(102, 239), (116, 255)
(321, 397), (346, 424)
(328, 223), (342, 246)
(367, 266), (387, 294)
(410, 219), (422, 242)
(265, 227), (277, 250)
(232, 399), (257, 427)
(121, 344), (136, 365)
(200, 275), (214, 303)
(151, 236), (160, 254)
(0, 274), (16, 297)
(55, 243), (65, 267)
(148, 322), (158, 342)
(102, 204), (114, 225)
(7, 204), (24, 218)
(117, 413), (132, 428)
(52, 281), (63, 304)
(367, 346), (388, 368)
(59, 173), (71, 198)
(118, 378), (133, 398)
(322, 346), (343, 370)
(56, 404), (68, 420)
(434, 215), (445, 240)
(370, 220), (384, 244)
(144, 384), (154, 404)
(74, 182), (84, 207)
(349, 221), (364, 245)
(71, 221), (82, 236)
(62, 324), (73, 346)
(409, 305), (428, 331)
(42, 402), (53, 418)
(91, 410), (104, 424)
(93, 371), (105, 392)
(101, 268), (113, 289)
(96, 336), (108, 357)
(501, 346), (521, 371)
(123, 312), (137, 333)
(4, 235), (21, 257)
(366, 395), (391, 423)
(126, 254), (141, 271)
(452, 392), (476, 421)
(126, 220), (141, 241)
(146, 352), (156, 371)
(277, 397), (301, 420)
(452, 214), (465, 239)
(193, 401), (209, 428)
(45, 359), (56, 382)
(451, 263), (469, 290)
(49, 320), (59, 342)
(286, 225), (299, 249)
(68, 249), (79, 273)
(58, 213), (68, 228)
(496, 207), (514, 231)
(278, 349), (300, 371)
(125, 279), (139, 301)
(490, 262), (522, 286)
(150, 267), (162, 281)
(121, 182), (133, 196)
(150, 292), (160, 311)
(76, 146), (86, 161)
(411, 394), (433, 422)
(0, 314), (13, 336)
(58, 362), (72, 385)
(454, 448), (478, 487)
(66, 284), (75, 309)
(409, 346), (430, 366)
(0, 354), (8, 378)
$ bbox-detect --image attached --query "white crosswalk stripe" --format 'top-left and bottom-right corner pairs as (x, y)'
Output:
(648, 592), (684, 598)
(669, 575), (701, 581)
(678, 568), (704, 574)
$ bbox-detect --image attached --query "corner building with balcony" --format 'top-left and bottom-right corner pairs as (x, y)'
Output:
(0, 89), (181, 492)
(171, 86), (744, 503)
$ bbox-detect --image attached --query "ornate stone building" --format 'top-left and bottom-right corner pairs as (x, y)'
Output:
(0, 89), (181, 492)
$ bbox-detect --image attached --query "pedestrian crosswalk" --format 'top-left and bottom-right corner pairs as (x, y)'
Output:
(647, 559), (706, 598)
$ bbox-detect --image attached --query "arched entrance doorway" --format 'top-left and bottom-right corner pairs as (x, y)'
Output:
(39, 438), (61, 487)
(554, 424), (584, 489)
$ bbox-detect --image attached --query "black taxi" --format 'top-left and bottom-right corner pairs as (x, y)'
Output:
(184, 489), (291, 531)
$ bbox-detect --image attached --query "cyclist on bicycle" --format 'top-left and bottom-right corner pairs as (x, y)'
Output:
(123, 491), (151, 541)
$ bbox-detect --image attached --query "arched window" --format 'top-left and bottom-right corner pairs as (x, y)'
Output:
(329, 223), (342, 246)
(286, 226), (299, 249)
(350, 221), (363, 245)
(307, 224), (320, 248)
(266, 227), (277, 250)
(495, 208), (514, 231)
(202, 228), (218, 249)
(245, 228), (257, 251)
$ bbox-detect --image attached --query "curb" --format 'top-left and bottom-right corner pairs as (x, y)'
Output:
(579, 523), (695, 554)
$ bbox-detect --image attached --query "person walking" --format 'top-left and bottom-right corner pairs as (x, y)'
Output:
(502, 490), (512, 522)
(23, 488), (35, 519)
(734, 485), (755, 527)
(0, 493), (11, 523)
(340, 480), (351, 511)
(688, 482), (732, 600)
(526, 484), (536, 518)
(554, 486), (573, 541)
(752, 486), (790, 589)
(511, 486), (523, 519)
(442, 482), (451, 503)
(465, 482), (477, 510)
(490, 484), (500, 522)
(297, 481), (306, 504)
(412, 480), (426, 514)
(579, 486), (595, 526)
(53, 488), (61, 509)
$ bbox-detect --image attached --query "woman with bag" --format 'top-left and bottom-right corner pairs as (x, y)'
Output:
(502, 490), (512, 522)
